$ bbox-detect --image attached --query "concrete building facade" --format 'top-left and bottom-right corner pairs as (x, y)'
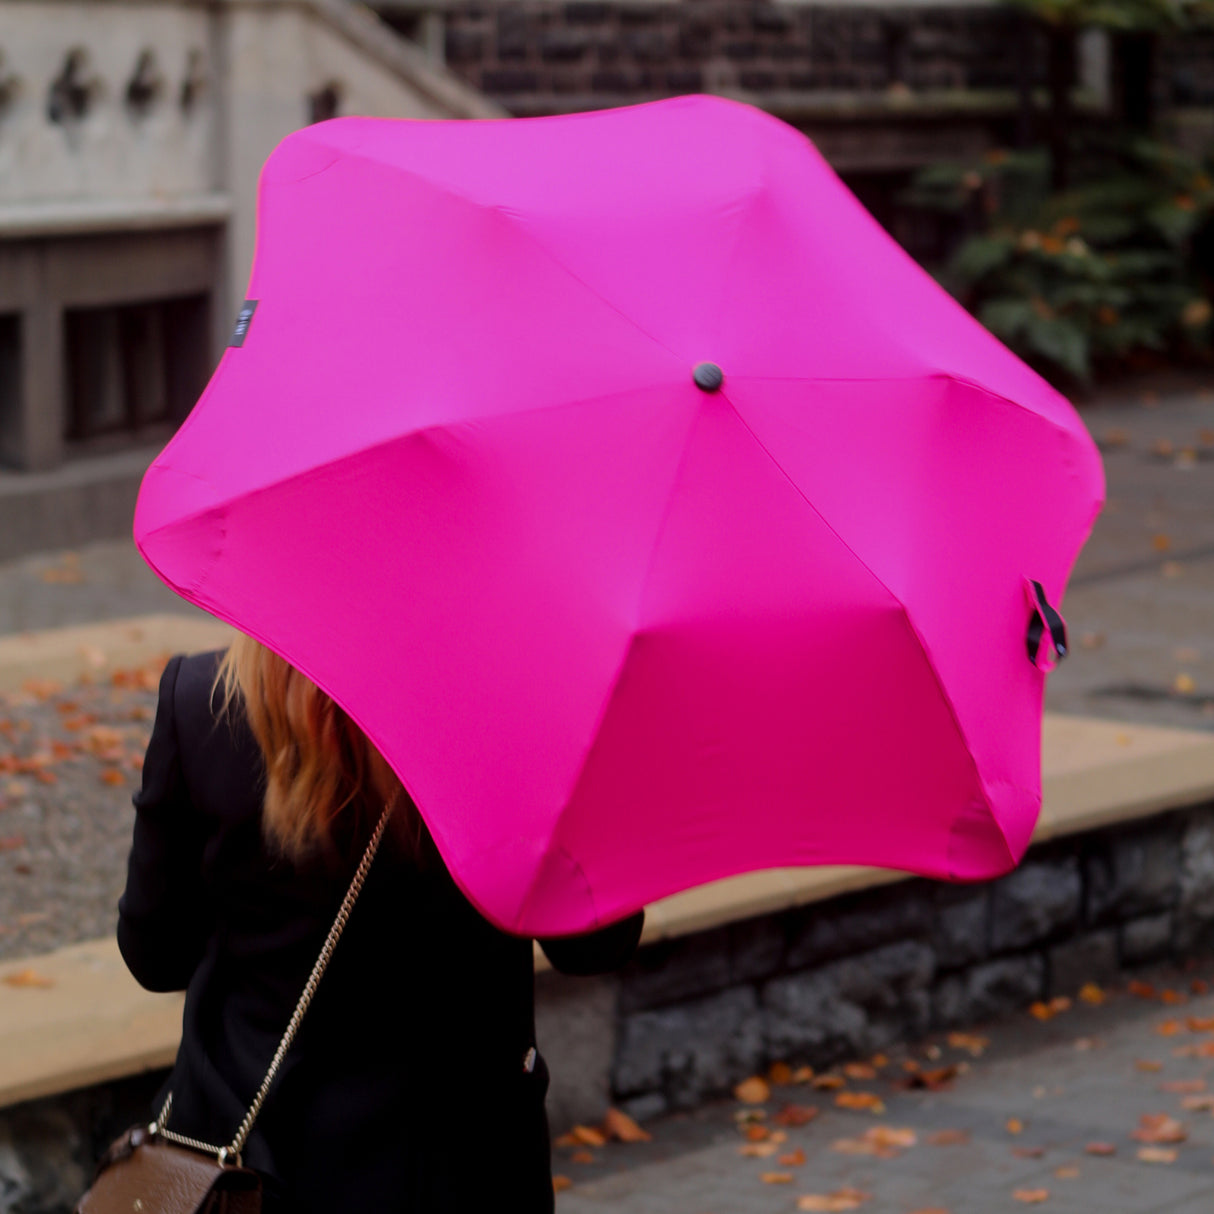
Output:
(0, 0), (500, 556)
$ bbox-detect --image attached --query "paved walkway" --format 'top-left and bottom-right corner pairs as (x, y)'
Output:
(556, 966), (1214, 1213)
(1046, 385), (1214, 732)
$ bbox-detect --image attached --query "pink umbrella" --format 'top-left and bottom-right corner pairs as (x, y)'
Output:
(135, 95), (1104, 936)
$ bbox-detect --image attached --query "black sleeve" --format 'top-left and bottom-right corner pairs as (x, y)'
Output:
(538, 910), (645, 976)
(116, 654), (214, 992)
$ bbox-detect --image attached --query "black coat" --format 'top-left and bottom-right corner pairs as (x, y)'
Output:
(117, 651), (643, 1213)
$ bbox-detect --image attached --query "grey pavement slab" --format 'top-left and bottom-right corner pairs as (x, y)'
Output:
(558, 967), (1214, 1213)
(0, 539), (207, 636)
(1045, 386), (1214, 731)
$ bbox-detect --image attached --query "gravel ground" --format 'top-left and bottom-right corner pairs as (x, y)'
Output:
(0, 663), (161, 960)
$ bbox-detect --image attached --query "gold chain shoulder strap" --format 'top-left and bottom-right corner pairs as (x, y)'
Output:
(152, 795), (398, 1165)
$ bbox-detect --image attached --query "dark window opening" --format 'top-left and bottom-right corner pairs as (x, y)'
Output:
(308, 83), (342, 125)
(64, 294), (210, 445)
(0, 314), (21, 468)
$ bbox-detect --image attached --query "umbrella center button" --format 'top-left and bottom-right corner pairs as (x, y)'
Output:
(692, 362), (724, 392)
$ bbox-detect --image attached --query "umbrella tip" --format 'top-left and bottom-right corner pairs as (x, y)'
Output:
(692, 362), (724, 392)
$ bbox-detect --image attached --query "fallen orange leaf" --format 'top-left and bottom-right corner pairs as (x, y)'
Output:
(791, 1065), (815, 1083)
(1135, 1059), (1165, 1072)
(602, 1107), (651, 1143)
(744, 1124), (770, 1142)
(567, 1125), (607, 1147)
(899, 1064), (962, 1091)
(835, 1091), (885, 1114)
(797, 1188), (870, 1211)
(552, 1175), (572, 1193)
(927, 1130), (970, 1146)
(760, 1172), (795, 1184)
(1156, 1020), (1185, 1037)
(740, 1142), (778, 1158)
(830, 1127), (915, 1159)
(1013, 1189), (1050, 1204)
(100, 769), (126, 786)
(20, 679), (62, 700)
(1159, 1079), (1205, 1094)
(1078, 983), (1106, 1006)
(1137, 1147), (1178, 1164)
(1161, 988), (1187, 1005)
(772, 1104), (819, 1127)
(1180, 1095), (1214, 1112)
(570, 1150), (594, 1164)
(1153, 534), (1173, 552)
(778, 1149), (807, 1166)
(1174, 1042), (1214, 1058)
(843, 1063), (877, 1081)
(811, 1074), (846, 1090)
(947, 1032), (989, 1055)
(1013, 1146), (1046, 1159)
(2, 969), (54, 988)
(735, 1076), (771, 1104)
(0, 836), (25, 853)
(831, 1137), (898, 1159)
(872, 1127), (916, 1148)
(1054, 1166), (1080, 1179)
(1084, 1142), (1117, 1156)
(1006, 1118), (1025, 1135)
(1129, 981), (1157, 999)
(1132, 1114), (1187, 1144)
(768, 1061), (794, 1085)
(1186, 1017), (1214, 1033)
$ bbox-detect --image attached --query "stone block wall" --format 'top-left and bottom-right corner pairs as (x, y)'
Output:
(6, 802), (1214, 1211)
(382, 1), (1214, 129)
(610, 803), (1214, 1119)
(425, 1), (1034, 103)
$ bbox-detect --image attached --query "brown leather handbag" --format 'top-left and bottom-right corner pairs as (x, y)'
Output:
(76, 804), (394, 1214)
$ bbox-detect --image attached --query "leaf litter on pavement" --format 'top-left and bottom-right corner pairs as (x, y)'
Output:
(0, 657), (173, 956)
(603, 972), (1214, 1209)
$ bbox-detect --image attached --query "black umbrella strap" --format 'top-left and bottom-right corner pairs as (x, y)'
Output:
(1026, 579), (1067, 669)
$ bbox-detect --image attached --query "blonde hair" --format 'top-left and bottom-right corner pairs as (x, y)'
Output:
(215, 633), (413, 860)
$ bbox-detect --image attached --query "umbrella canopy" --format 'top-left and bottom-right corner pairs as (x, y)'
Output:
(135, 95), (1104, 936)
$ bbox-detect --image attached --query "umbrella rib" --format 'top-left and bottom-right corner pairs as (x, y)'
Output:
(549, 397), (709, 873)
(138, 382), (694, 541)
(502, 217), (687, 367)
(718, 388), (997, 850)
(315, 141), (687, 372)
(702, 141), (770, 344)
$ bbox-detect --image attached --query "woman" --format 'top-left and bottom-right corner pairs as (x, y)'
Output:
(117, 638), (643, 1212)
